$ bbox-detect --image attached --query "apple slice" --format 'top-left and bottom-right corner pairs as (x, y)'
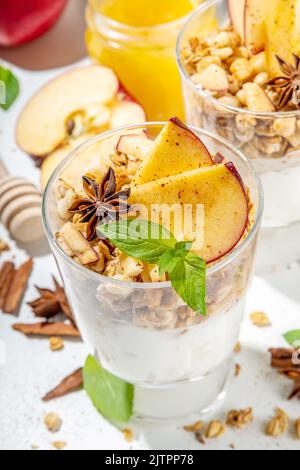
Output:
(196, 64), (229, 92)
(130, 162), (248, 263)
(16, 65), (119, 157)
(133, 118), (213, 185)
(242, 83), (275, 112)
(228, 0), (245, 41)
(244, 0), (268, 55)
(110, 101), (146, 129)
(116, 134), (153, 160)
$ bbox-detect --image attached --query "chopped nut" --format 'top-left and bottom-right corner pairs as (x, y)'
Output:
(295, 419), (300, 440)
(254, 72), (269, 86)
(0, 240), (9, 253)
(31, 444), (39, 450)
(250, 311), (271, 327)
(205, 421), (226, 439)
(195, 430), (205, 445)
(234, 342), (241, 353)
(230, 59), (253, 82)
(52, 441), (66, 450)
(273, 117), (296, 138)
(50, 337), (64, 351)
(235, 364), (241, 377)
(122, 428), (134, 443)
(213, 47), (234, 60)
(266, 409), (288, 437)
(226, 408), (253, 428)
(184, 421), (204, 433)
(44, 413), (62, 433)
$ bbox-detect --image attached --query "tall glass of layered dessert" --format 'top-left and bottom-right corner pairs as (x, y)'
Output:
(177, 0), (300, 229)
(43, 119), (263, 422)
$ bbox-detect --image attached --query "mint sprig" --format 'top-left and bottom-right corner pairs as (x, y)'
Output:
(98, 220), (206, 315)
(0, 66), (19, 110)
(83, 355), (134, 423)
(283, 329), (300, 347)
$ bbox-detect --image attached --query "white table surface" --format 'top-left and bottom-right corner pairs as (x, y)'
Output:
(1, 44), (300, 452)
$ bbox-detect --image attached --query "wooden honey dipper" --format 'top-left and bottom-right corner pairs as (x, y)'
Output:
(0, 159), (44, 243)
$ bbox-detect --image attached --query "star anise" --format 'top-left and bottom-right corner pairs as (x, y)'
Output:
(266, 54), (300, 110)
(68, 168), (131, 241)
(269, 348), (300, 400)
(28, 276), (75, 325)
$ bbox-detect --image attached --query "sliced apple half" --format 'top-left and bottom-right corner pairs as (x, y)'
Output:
(110, 101), (146, 129)
(228, 0), (245, 41)
(130, 162), (248, 263)
(16, 65), (119, 157)
(133, 118), (213, 185)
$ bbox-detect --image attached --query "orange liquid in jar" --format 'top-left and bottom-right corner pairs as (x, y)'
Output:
(86, 0), (202, 121)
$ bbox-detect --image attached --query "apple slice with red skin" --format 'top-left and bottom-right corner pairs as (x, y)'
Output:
(133, 117), (214, 185)
(228, 0), (246, 41)
(130, 161), (249, 263)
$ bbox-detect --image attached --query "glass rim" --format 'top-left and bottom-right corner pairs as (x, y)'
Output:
(87, 2), (196, 35)
(176, 0), (300, 119)
(42, 121), (264, 290)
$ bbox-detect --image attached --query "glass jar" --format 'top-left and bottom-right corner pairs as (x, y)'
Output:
(43, 123), (263, 423)
(85, 0), (209, 121)
(177, 0), (300, 230)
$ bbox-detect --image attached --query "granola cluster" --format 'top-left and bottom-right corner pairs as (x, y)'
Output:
(181, 27), (300, 166)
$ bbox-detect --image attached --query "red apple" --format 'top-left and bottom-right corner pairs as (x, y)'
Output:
(0, 0), (67, 47)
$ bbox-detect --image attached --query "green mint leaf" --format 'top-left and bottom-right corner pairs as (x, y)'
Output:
(169, 252), (206, 316)
(283, 330), (300, 347)
(98, 220), (176, 264)
(159, 248), (181, 276)
(175, 241), (193, 251)
(83, 355), (134, 423)
(0, 66), (19, 110)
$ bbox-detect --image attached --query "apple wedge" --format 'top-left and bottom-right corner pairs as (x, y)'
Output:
(133, 118), (213, 185)
(16, 66), (119, 157)
(130, 162), (248, 263)
(244, 0), (268, 55)
(228, 0), (245, 41)
(116, 134), (153, 160)
(61, 222), (99, 265)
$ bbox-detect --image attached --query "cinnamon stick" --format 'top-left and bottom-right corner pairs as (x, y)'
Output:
(0, 262), (15, 309)
(43, 368), (83, 401)
(3, 259), (33, 314)
(13, 322), (80, 337)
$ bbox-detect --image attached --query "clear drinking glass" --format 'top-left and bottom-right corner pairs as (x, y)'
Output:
(43, 123), (263, 423)
(177, 0), (300, 229)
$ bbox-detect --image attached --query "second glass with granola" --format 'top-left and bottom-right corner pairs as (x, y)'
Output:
(178, 0), (300, 229)
(43, 119), (262, 423)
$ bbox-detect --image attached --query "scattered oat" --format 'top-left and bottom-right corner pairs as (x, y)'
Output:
(31, 444), (39, 450)
(205, 421), (226, 439)
(52, 441), (66, 450)
(250, 311), (271, 327)
(229, 443), (236, 449)
(235, 364), (241, 377)
(266, 408), (289, 437)
(183, 421), (204, 433)
(234, 342), (241, 353)
(49, 336), (64, 352)
(295, 419), (300, 440)
(226, 408), (253, 428)
(122, 428), (134, 443)
(44, 413), (62, 433)
(0, 240), (9, 253)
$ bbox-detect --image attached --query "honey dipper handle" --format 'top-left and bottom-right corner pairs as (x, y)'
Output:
(0, 159), (8, 180)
